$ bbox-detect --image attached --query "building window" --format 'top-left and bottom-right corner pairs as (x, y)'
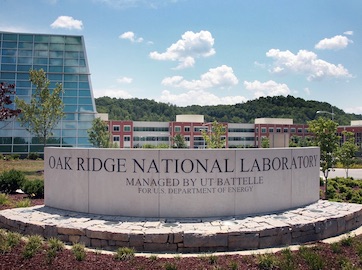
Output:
(269, 127), (274, 133)
(113, 136), (120, 142)
(291, 128), (296, 133)
(106, 125), (109, 131)
(175, 126), (181, 132)
(124, 125), (131, 132)
(113, 125), (120, 132)
(184, 126), (190, 132)
(184, 136), (190, 141)
(297, 128), (303, 133)
(124, 136), (131, 142)
(276, 127), (281, 133)
(283, 127), (288, 133)
(261, 128), (266, 133)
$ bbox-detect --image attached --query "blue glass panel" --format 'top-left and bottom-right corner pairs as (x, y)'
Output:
(79, 75), (88, 81)
(52, 129), (61, 137)
(18, 57), (32, 64)
(34, 51), (48, 57)
(79, 90), (90, 96)
(49, 51), (63, 58)
(79, 67), (87, 73)
(63, 90), (77, 96)
(3, 34), (17, 41)
(48, 74), (62, 80)
(65, 59), (78, 66)
(0, 145), (11, 152)
(62, 137), (76, 144)
(17, 81), (31, 87)
(77, 137), (90, 144)
(64, 105), (77, 112)
(64, 113), (76, 120)
(62, 121), (77, 129)
(35, 35), (49, 42)
(0, 137), (12, 144)
(33, 65), (48, 72)
(65, 36), (81, 44)
(19, 35), (33, 42)
(62, 129), (76, 136)
(79, 59), (86, 66)
(17, 73), (29, 79)
(65, 44), (81, 51)
(18, 50), (32, 57)
(16, 89), (31, 95)
(3, 42), (17, 48)
(0, 72), (15, 79)
(19, 42), (33, 49)
(49, 58), (63, 66)
(49, 43), (65, 50)
(50, 36), (65, 43)
(1, 64), (16, 71)
(17, 65), (32, 71)
(77, 121), (91, 129)
(34, 58), (48, 65)
(64, 74), (78, 81)
(2, 57), (16, 63)
(34, 43), (48, 50)
(79, 105), (93, 112)
(14, 137), (28, 144)
(64, 67), (79, 73)
(2, 49), (16, 56)
(65, 52), (78, 58)
(49, 66), (63, 72)
(63, 97), (77, 105)
(79, 82), (89, 88)
(30, 145), (44, 152)
(64, 82), (77, 88)
(78, 114), (94, 121)
(78, 97), (92, 105)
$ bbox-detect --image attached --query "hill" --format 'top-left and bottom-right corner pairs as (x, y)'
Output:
(95, 95), (362, 125)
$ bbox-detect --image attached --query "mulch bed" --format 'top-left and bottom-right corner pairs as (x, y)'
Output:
(0, 194), (362, 269)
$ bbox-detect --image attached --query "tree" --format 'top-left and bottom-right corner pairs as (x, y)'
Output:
(88, 117), (112, 148)
(15, 69), (64, 148)
(172, 133), (188, 148)
(261, 137), (270, 148)
(0, 82), (21, 121)
(337, 131), (358, 178)
(308, 117), (339, 198)
(201, 121), (226, 148)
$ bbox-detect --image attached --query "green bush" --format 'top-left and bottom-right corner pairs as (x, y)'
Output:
(27, 152), (40, 160)
(72, 243), (86, 261)
(23, 235), (43, 259)
(22, 179), (44, 199)
(114, 247), (135, 261)
(0, 169), (26, 194)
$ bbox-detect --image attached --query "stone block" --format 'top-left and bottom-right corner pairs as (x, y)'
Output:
(173, 232), (183, 243)
(44, 225), (58, 238)
(129, 233), (144, 247)
(144, 233), (168, 243)
(57, 227), (85, 236)
(228, 233), (259, 250)
(321, 219), (338, 238)
(144, 243), (177, 252)
(79, 236), (91, 247)
(110, 232), (129, 241)
(183, 232), (228, 248)
(69, 235), (80, 243)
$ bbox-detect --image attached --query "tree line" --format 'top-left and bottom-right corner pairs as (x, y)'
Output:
(95, 96), (362, 125)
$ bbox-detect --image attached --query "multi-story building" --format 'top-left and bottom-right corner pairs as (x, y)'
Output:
(0, 31), (97, 154)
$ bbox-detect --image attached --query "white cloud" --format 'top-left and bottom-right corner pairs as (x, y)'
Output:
(158, 90), (247, 107)
(119, 31), (144, 43)
(150, 30), (215, 69)
(244, 80), (291, 98)
(315, 35), (352, 50)
(345, 107), (362, 114)
(50, 16), (83, 30)
(93, 88), (133, 99)
(117, 77), (133, 84)
(304, 87), (311, 95)
(344, 31), (354, 36)
(266, 49), (352, 81)
(161, 65), (238, 90)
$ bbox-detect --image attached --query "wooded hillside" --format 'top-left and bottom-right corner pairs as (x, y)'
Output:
(95, 95), (362, 125)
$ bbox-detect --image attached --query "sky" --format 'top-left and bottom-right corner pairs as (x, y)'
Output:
(1, 0), (362, 114)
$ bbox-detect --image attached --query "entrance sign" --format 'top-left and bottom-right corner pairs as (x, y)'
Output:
(44, 147), (320, 218)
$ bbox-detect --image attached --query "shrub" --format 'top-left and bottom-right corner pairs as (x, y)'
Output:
(72, 243), (86, 261)
(27, 152), (40, 160)
(22, 179), (44, 199)
(0, 169), (26, 194)
(257, 253), (278, 269)
(0, 193), (10, 206)
(23, 235), (43, 259)
(163, 262), (178, 270)
(299, 246), (324, 270)
(16, 198), (31, 208)
(114, 247), (135, 261)
(46, 237), (64, 264)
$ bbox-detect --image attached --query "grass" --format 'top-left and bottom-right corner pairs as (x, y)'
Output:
(0, 159), (44, 181)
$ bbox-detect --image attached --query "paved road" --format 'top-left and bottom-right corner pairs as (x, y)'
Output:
(320, 168), (362, 179)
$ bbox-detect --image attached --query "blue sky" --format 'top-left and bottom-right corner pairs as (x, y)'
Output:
(1, 0), (362, 114)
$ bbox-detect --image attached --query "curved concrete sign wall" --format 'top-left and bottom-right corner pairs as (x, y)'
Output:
(44, 147), (320, 218)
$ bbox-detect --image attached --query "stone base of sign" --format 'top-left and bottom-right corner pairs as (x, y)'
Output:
(1, 200), (362, 253)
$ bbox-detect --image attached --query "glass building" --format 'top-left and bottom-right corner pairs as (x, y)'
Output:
(0, 31), (97, 154)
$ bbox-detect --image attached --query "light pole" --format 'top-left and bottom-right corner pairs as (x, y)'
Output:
(316, 107), (335, 120)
